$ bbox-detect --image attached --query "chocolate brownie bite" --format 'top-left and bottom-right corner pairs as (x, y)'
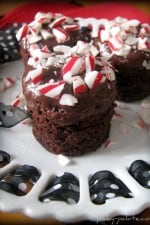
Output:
(78, 17), (150, 102)
(98, 17), (150, 102)
(22, 40), (116, 156)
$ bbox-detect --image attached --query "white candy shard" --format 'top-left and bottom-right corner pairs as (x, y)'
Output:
(59, 94), (78, 106)
(57, 154), (72, 166)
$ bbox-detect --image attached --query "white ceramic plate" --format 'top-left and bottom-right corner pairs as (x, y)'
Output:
(0, 60), (150, 223)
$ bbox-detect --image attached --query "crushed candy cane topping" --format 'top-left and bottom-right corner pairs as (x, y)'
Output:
(17, 14), (150, 106)
(77, 16), (150, 59)
(17, 13), (150, 58)
(16, 12), (79, 44)
(25, 40), (115, 106)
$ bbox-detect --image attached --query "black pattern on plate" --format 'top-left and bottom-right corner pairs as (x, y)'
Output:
(0, 23), (21, 63)
(39, 172), (80, 204)
(89, 170), (132, 204)
(0, 150), (10, 168)
(0, 164), (40, 195)
(129, 160), (150, 189)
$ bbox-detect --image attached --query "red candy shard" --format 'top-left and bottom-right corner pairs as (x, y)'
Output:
(93, 72), (105, 88)
(62, 56), (85, 77)
(63, 24), (79, 31)
(50, 16), (66, 28)
(16, 24), (29, 40)
(38, 81), (65, 98)
(52, 27), (69, 43)
(73, 76), (87, 94)
(32, 74), (43, 85)
(85, 55), (95, 72)
(41, 45), (51, 53)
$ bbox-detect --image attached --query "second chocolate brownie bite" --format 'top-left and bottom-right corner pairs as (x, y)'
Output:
(98, 17), (150, 102)
(78, 17), (150, 102)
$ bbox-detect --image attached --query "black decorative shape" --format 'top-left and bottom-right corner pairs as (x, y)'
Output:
(39, 172), (80, 204)
(89, 170), (132, 204)
(129, 160), (150, 189)
(0, 23), (22, 63)
(0, 164), (40, 196)
(0, 103), (30, 128)
(13, 164), (40, 182)
(0, 150), (10, 167)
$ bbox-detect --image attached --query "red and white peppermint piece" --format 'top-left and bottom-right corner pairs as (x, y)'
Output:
(25, 67), (42, 84)
(63, 72), (74, 84)
(38, 17), (49, 23)
(11, 93), (25, 108)
(28, 21), (41, 35)
(62, 56), (85, 77)
(38, 81), (65, 98)
(41, 45), (51, 53)
(11, 96), (21, 107)
(108, 37), (122, 51)
(31, 67), (43, 85)
(35, 12), (52, 24)
(138, 37), (150, 50)
(140, 24), (150, 36)
(52, 27), (69, 43)
(0, 77), (14, 92)
(85, 55), (95, 72)
(102, 66), (115, 81)
(63, 24), (79, 31)
(84, 71), (106, 89)
(16, 24), (29, 41)
(50, 16), (66, 28)
(73, 76), (87, 95)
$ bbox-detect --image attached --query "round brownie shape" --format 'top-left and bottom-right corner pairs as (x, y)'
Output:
(22, 41), (116, 156)
(77, 17), (150, 102)
(99, 17), (150, 102)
